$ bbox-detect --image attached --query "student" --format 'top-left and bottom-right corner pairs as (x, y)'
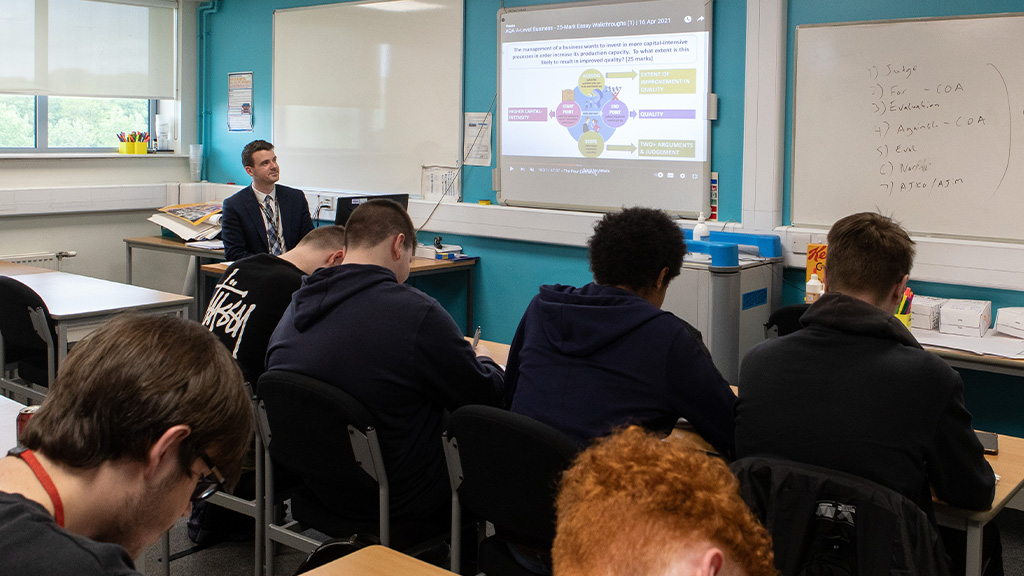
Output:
(221, 139), (315, 261)
(553, 426), (778, 576)
(734, 212), (999, 574)
(203, 224), (346, 384)
(0, 314), (252, 575)
(507, 206), (736, 455)
(266, 198), (504, 539)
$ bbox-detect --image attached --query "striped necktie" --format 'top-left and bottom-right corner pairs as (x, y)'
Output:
(261, 195), (283, 256)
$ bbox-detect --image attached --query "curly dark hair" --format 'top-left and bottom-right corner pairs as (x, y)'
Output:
(587, 207), (686, 295)
(241, 139), (274, 168)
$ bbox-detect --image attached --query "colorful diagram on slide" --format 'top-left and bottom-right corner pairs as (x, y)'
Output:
(507, 67), (698, 159)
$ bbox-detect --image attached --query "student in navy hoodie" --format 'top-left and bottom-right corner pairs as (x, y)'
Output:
(508, 207), (736, 457)
(266, 199), (504, 535)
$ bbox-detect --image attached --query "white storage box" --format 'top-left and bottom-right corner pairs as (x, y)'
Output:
(995, 307), (1024, 339)
(939, 299), (992, 337)
(910, 296), (947, 330)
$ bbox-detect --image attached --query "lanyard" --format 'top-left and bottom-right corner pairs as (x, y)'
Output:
(8, 447), (65, 528)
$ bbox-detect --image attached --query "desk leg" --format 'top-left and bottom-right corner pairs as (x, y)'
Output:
(466, 268), (474, 335)
(57, 327), (69, 366)
(965, 522), (983, 576)
(126, 244), (133, 285)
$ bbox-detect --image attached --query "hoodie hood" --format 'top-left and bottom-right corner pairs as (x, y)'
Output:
(290, 263), (397, 332)
(534, 283), (666, 357)
(801, 291), (921, 349)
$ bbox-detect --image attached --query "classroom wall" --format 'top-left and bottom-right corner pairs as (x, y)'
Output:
(199, 0), (1024, 434)
(199, 0), (748, 342)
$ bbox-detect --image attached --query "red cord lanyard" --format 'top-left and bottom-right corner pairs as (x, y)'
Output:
(9, 447), (65, 528)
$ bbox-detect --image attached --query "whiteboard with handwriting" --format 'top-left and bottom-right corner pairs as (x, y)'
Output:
(792, 14), (1024, 242)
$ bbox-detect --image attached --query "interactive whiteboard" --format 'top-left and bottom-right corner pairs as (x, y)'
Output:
(792, 14), (1024, 242)
(273, 0), (463, 196)
(497, 0), (713, 216)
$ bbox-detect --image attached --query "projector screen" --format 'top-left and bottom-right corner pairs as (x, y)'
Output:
(497, 0), (712, 216)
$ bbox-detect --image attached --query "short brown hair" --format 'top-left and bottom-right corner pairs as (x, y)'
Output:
(241, 139), (274, 168)
(296, 224), (346, 251)
(344, 199), (415, 251)
(825, 212), (915, 301)
(588, 207), (686, 295)
(553, 426), (777, 576)
(21, 314), (252, 479)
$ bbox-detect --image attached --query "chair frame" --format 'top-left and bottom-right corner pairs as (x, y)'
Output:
(258, 371), (395, 576)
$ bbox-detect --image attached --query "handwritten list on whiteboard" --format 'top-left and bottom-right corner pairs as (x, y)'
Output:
(792, 15), (1024, 242)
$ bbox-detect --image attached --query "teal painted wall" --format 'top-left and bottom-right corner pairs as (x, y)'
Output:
(199, 0), (749, 342)
(201, 0), (1024, 432)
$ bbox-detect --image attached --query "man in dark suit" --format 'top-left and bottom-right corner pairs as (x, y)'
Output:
(221, 140), (314, 261)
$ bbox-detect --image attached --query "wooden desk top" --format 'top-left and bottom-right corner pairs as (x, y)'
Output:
(473, 339), (510, 366)
(1, 270), (191, 319)
(125, 235), (226, 258)
(302, 545), (450, 576)
(935, 433), (1024, 525)
(200, 256), (478, 278)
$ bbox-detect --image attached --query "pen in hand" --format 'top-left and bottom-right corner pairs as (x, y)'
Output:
(472, 326), (481, 349)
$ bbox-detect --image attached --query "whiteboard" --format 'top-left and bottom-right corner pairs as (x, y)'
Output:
(273, 0), (463, 196)
(792, 14), (1024, 242)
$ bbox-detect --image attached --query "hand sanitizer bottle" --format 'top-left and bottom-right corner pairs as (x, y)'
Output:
(693, 212), (710, 242)
(805, 273), (823, 304)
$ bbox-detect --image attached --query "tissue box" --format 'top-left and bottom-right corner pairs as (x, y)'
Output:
(910, 296), (947, 330)
(995, 307), (1024, 339)
(939, 299), (992, 337)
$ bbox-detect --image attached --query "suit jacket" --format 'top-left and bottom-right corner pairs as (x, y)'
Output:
(221, 184), (314, 261)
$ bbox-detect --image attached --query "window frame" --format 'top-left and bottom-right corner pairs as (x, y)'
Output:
(0, 95), (156, 153)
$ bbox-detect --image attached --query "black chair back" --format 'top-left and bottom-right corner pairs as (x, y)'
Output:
(446, 405), (578, 559)
(731, 456), (950, 576)
(764, 303), (811, 338)
(257, 369), (380, 508)
(0, 276), (58, 385)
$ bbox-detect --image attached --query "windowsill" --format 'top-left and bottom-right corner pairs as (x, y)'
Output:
(0, 152), (188, 159)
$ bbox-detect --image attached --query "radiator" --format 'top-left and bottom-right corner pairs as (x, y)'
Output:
(0, 251), (76, 271)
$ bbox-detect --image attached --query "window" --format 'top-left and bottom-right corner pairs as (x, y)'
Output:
(0, 95), (151, 151)
(0, 95), (34, 148)
(0, 0), (174, 152)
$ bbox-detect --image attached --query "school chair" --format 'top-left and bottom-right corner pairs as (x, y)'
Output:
(257, 370), (449, 576)
(443, 405), (579, 575)
(763, 303), (810, 338)
(0, 277), (57, 404)
(731, 456), (950, 576)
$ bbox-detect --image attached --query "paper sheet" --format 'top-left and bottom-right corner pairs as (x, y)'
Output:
(912, 328), (1024, 359)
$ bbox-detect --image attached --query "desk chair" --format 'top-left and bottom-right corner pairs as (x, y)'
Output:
(257, 370), (448, 576)
(0, 277), (57, 404)
(731, 456), (950, 576)
(443, 405), (579, 575)
(764, 303), (810, 338)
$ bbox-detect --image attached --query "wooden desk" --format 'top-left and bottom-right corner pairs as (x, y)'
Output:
(201, 256), (480, 333)
(124, 236), (226, 317)
(927, 346), (1024, 378)
(934, 433), (1024, 576)
(301, 545), (451, 576)
(472, 338), (509, 366)
(0, 264), (192, 364)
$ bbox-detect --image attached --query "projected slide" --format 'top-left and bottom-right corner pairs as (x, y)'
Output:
(503, 33), (706, 161)
(497, 0), (712, 216)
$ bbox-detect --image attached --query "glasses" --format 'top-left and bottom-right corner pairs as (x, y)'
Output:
(191, 452), (226, 502)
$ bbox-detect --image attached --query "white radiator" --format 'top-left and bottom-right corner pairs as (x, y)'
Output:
(0, 251), (76, 271)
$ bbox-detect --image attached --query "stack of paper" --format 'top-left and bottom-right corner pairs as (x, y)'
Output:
(147, 202), (222, 241)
